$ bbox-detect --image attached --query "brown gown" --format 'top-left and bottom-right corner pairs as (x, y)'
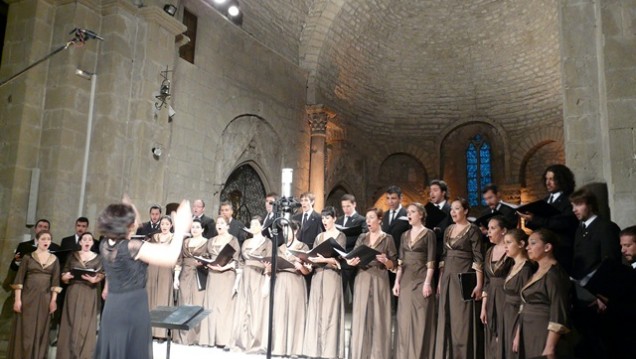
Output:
(395, 227), (437, 359)
(519, 263), (571, 358)
(199, 234), (240, 347)
(8, 252), (62, 359)
(349, 231), (397, 359)
(435, 224), (485, 359)
(145, 233), (174, 339)
(229, 236), (272, 354)
(174, 236), (209, 345)
(303, 232), (346, 359)
(483, 247), (514, 359)
(502, 260), (534, 359)
(56, 252), (103, 359)
(271, 240), (308, 357)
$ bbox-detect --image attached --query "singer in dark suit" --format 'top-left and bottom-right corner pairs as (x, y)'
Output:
(219, 201), (247, 245)
(135, 205), (162, 237)
(60, 217), (94, 256)
(381, 186), (411, 252)
(292, 192), (324, 249)
(336, 194), (368, 300)
(192, 199), (217, 239)
(569, 187), (621, 359)
(429, 180), (453, 261)
(481, 184), (517, 229)
(520, 164), (578, 274)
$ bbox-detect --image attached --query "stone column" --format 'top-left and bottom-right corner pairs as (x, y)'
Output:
(306, 105), (335, 211)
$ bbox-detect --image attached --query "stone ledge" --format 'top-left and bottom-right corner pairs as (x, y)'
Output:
(138, 6), (187, 36)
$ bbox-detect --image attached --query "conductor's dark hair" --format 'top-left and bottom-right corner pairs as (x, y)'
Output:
(386, 185), (402, 198)
(98, 204), (136, 240)
(543, 164), (575, 195)
(620, 225), (636, 239)
(430, 179), (449, 199)
(321, 206), (337, 218)
(481, 184), (499, 195)
(569, 187), (599, 214)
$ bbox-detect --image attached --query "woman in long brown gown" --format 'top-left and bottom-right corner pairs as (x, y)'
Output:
(145, 216), (174, 340)
(199, 216), (240, 348)
(230, 217), (272, 354)
(57, 233), (104, 359)
(304, 206), (346, 359)
(480, 216), (514, 359)
(8, 230), (61, 359)
(502, 229), (534, 359)
(173, 219), (209, 345)
(393, 203), (437, 359)
(435, 198), (485, 359)
(518, 229), (571, 358)
(347, 207), (397, 359)
(269, 220), (311, 357)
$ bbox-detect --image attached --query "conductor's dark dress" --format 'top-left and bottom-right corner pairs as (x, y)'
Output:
(95, 239), (152, 359)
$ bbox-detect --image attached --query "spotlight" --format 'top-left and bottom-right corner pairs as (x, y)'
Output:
(152, 146), (163, 158)
(213, 0), (227, 4)
(163, 4), (177, 17)
(228, 5), (240, 17)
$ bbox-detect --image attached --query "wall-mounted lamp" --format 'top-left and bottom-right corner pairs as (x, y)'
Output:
(163, 4), (177, 17)
(155, 67), (172, 110)
(152, 146), (163, 159)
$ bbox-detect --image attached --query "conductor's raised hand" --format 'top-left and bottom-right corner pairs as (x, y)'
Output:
(172, 200), (193, 236)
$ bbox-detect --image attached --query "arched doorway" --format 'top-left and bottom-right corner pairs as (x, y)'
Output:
(220, 164), (267, 225)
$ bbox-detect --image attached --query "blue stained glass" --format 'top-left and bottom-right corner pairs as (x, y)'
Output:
(479, 142), (492, 206)
(467, 143), (478, 206)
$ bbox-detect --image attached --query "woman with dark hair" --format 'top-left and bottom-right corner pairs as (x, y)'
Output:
(173, 219), (209, 345)
(480, 216), (514, 359)
(435, 198), (485, 359)
(502, 229), (534, 359)
(200, 215), (240, 348)
(8, 230), (61, 359)
(304, 206), (346, 359)
(518, 229), (571, 358)
(94, 198), (191, 359)
(145, 215), (174, 341)
(393, 203), (437, 359)
(269, 220), (311, 357)
(57, 232), (104, 359)
(346, 207), (397, 359)
(230, 216), (272, 354)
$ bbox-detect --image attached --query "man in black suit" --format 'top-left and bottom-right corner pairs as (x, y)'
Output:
(219, 201), (246, 245)
(381, 185), (410, 252)
(262, 192), (278, 240)
(336, 194), (367, 301)
(519, 164), (578, 274)
(621, 226), (636, 269)
(135, 204), (162, 237)
(192, 199), (217, 239)
(429, 179), (452, 261)
(569, 187), (621, 359)
(481, 184), (517, 230)
(60, 217), (91, 255)
(292, 192), (324, 249)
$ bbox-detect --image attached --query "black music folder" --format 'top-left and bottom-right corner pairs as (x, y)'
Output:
(195, 267), (208, 291)
(335, 223), (365, 238)
(516, 200), (561, 218)
(193, 243), (236, 267)
(288, 237), (345, 262)
(458, 271), (477, 301)
(334, 245), (381, 267)
(254, 256), (297, 271)
(71, 267), (99, 279)
(425, 202), (448, 229)
(471, 211), (501, 228)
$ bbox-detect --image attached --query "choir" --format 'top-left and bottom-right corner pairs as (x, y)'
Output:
(5, 165), (636, 359)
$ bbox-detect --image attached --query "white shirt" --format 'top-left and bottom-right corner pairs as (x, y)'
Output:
(583, 215), (598, 229)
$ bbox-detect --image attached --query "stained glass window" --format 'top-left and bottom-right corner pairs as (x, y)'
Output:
(466, 134), (492, 207)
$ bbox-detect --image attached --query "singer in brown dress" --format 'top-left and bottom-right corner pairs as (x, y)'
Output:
(502, 229), (533, 359)
(435, 198), (485, 359)
(8, 230), (62, 359)
(173, 219), (209, 345)
(480, 216), (514, 359)
(57, 232), (104, 359)
(145, 216), (174, 340)
(304, 206), (346, 359)
(347, 208), (397, 359)
(269, 220), (311, 357)
(393, 203), (437, 359)
(230, 217), (272, 354)
(199, 216), (240, 348)
(518, 229), (571, 358)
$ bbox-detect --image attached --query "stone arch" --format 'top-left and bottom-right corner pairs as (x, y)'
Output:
(370, 152), (429, 209)
(518, 139), (565, 203)
(510, 126), (564, 183)
(219, 162), (267, 224)
(325, 183), (352, 214)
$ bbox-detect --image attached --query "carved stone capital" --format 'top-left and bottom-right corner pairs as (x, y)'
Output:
(306, 104), (335, 136)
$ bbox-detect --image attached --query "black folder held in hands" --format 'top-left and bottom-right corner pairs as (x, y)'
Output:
(253, 256), (297, 271)
(334, 245), (381, 267)
(458, 271), (477, 301)
(71, 267), (99, 280)
(516, 200), (561, 218)
(287, 237), (345, 262)
(193, 243), (236, 268)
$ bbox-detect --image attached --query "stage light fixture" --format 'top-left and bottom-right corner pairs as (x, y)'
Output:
(163, 4), (177, 17)
(228, 5), (240, 17)
(213, 0), (227, 4)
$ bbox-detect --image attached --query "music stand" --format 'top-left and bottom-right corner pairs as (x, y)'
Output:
(150, 305), (210, 359)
